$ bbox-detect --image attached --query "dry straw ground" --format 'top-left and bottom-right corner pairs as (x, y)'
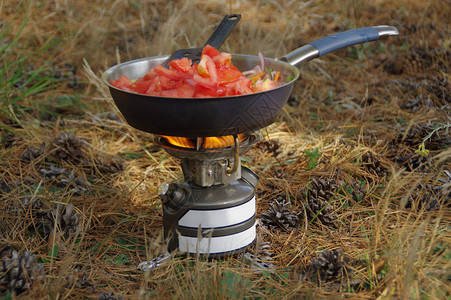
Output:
(1, 0), (450, 299)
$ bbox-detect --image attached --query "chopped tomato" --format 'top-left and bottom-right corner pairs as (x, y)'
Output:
(142, 69), (157, 81)
(224, 77), (253, 95)
(161, 89), (179, 97)
(201, 44), (220, 58)
(168, 57), (193, 73)
(195, 55), (218, 88)
(159, 75), (177, 90)
(108, 45), (283, 98)
(154, 65), (190, 81)
(193, 74), (216, 89)
(176, 83), (196, 98)
(134, 79), (154, 93)
(217, 64), (242, 84)
(213, 52), (232, 66)
(110, 75), (133, 90)
(194, 85), (226, 98)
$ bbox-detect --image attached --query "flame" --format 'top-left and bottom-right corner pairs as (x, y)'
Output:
(161, 134), (246, 149)
(161, 136), (194, 148)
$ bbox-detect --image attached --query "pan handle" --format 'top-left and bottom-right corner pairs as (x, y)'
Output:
(204, 14), (242, 48)
(280, 25), (399, 67)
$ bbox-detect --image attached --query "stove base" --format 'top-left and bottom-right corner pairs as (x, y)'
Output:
(162, 173), (257, 255)
(178, 223), (256, 254)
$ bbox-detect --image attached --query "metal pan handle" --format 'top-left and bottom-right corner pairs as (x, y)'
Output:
(204, 14), (241, 48)
(281, 25), (399, 67)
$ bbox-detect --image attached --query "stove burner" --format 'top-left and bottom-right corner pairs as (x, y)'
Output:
(155, 132), (259, 187)
(155, 133), (259, 160)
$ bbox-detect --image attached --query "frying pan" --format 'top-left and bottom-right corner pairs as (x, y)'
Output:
(102, 26), (398, 138)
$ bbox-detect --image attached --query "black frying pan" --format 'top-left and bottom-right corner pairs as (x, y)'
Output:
(102, 26), (398, 138)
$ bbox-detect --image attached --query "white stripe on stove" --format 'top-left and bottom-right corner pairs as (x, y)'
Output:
(178, 224), (256, 254)
(178, 196), (255, 228)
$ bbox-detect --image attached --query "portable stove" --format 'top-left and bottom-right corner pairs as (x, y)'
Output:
(155, 133), (260, 255)
(102, 24), (399, 256)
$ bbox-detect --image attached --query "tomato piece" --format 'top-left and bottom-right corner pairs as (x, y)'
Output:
(217, 65), (242, 84)
(197, 57), (209, 78)
(154, 65), (190, 81)
(134, 79), (154, 94)
(194, 55), (218, 88)
(144, 77), (162, 94)
(159, 75), (177, 90)
(193, 74), (216, 89)
(213, 52), (232, 66)
(161, 89), (178, 97)
(194, 85), (225, 98)
(110, 75), (133, 89)
(176, 83), (196, 98)
(168, 57), (193, 73)
(142, 69), (157, 81)
(224, 77), (253, 95)
(201, 44), (220, 58)
(197, 55), (217, 80)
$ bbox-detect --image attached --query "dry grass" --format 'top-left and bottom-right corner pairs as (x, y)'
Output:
(1, 0), (450, 299)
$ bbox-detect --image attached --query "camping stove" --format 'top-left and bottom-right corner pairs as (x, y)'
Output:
(155, 133), (260, 255)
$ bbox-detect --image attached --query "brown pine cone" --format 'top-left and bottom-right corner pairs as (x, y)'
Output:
(394, 153), (432, 172)
(361, 152), (388, 177)
(260, 196), (300, 230)
(97, 291), (124, 300)
(21, 144), (45, 161)
(405, 170), (451, 211)
(305, 178), (339, 226)
(51, 132), (85, 163)
(0, 251), (42, 295)
(256, 139), (282, 157)
(307, 248), (352, 283)
(36, 203), (81, 238)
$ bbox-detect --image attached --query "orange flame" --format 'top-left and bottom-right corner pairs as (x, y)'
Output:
(161, 134), (246, 149)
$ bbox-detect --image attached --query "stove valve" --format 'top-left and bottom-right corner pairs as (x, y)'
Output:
(158, 183), (189, 210)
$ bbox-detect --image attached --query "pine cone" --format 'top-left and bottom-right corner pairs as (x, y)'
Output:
(401, 95), (434, 110)
(93, 157), (124, 174)
(65, 270), (95, 292)
(0, 251), (42, 295)
(1, 132), (16, 148)
(305, 178), (339, 226)
(406, 170), (451, 210)
(394, 153), (432, 172)
(260, 196), (300, 230)
(405, 183), (440, 211)
(308, 249), (352, 283)
(398, 123), (451, 150)
(17, 196), (44, 218)
(256, 139), (282, 157)
(51, 132), (85, 163)
(361, 152), (388, 177)
(39, 165), (88, 194)
(98, 291), (124, 300)
(348, 181), (366, 202)
(36, 203), (81, 238)
(426, 75), (450, 105)
(384, 47), (432, 75)
(21, 144), (45, 161)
